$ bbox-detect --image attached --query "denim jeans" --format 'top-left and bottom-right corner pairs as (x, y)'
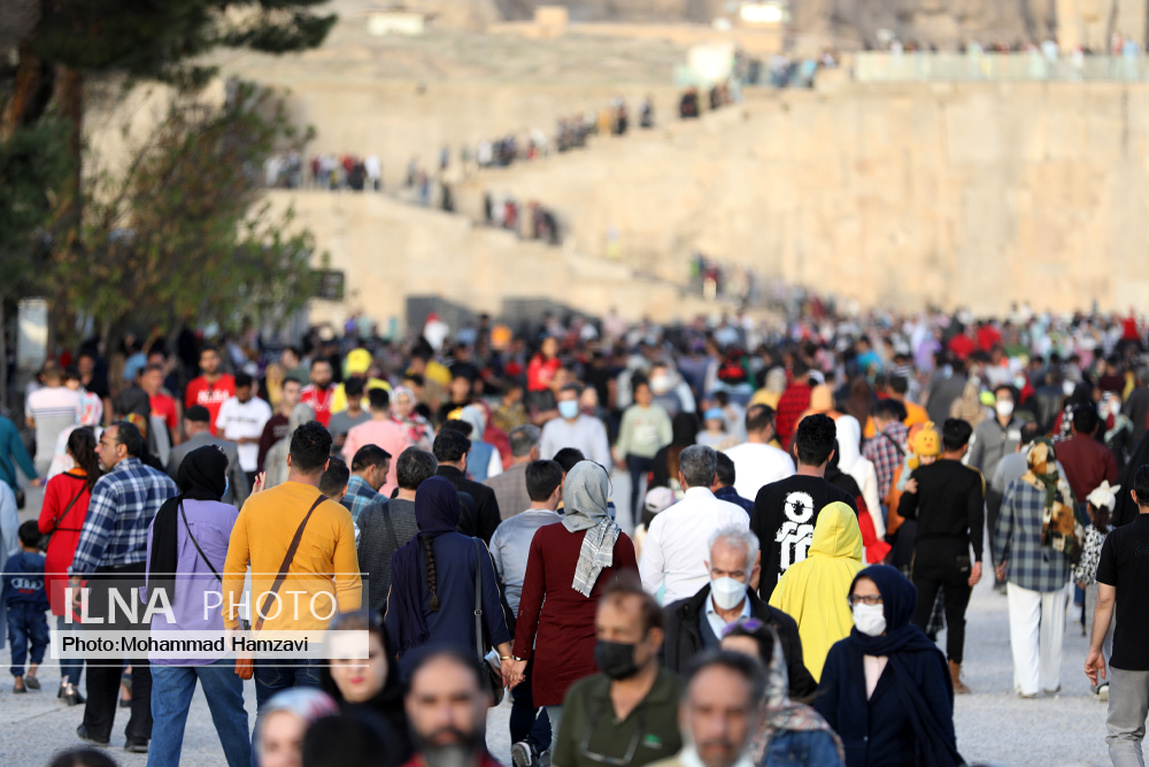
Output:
(148, 659), (251, 767)
(509, 658), (552, 753)
(56, 614), (84, 687)
(7, 603), (49, 677)
(254, 659), (322, 710)
(625, 455), (653, 522)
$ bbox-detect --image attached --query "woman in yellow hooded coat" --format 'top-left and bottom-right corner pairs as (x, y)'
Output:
(769, 501), (864, 681)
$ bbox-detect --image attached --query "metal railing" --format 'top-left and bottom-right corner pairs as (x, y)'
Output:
(853, 52), (1149, 82)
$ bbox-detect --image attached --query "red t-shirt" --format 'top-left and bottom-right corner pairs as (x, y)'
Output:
(301, 384), (335, 426)
(526, 355), (561, 392)
(184, 374), (237, 436)
(150, 393), (179, 434)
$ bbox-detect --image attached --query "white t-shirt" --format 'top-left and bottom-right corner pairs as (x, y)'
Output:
(723, 442), (796, 502)
(215, 396), (272, 472)
(27, 386), (81, 471)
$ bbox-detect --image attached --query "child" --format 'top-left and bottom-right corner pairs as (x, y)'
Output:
(695, 407), (730, 449)
(3, 520), (50, 693)
(1075, 480), (1119, 699)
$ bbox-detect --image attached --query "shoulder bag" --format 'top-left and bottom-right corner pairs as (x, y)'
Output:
(472, 537), (505, 706)
(38, 483), (87, 552)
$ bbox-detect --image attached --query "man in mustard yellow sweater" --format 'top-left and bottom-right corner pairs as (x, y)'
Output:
(223, 420), (361, 709)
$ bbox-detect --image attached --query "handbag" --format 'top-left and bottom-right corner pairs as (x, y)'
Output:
(39, 485), (86, 552)
(472, 537), (505, 706)
(236, 493), (327, 680)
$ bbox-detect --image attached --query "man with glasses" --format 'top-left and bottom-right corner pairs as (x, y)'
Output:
(646, 652), (765, 767)
(68, 421), (179, 752)
(661, 526), (815, 700)
(552, 574), (682, 767)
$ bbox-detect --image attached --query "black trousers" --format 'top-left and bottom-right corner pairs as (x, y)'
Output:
(911, 541), (973, 665)
(81, 561), (153, 743)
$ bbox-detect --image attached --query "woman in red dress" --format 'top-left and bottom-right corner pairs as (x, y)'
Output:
(37, 427), (101, 704)
(508, 461), (638, 743)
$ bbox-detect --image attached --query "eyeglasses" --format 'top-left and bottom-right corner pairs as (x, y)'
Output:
(578, 704), (646, 766)
(721, 618), (765, 637)
(847, 595), (883, 607)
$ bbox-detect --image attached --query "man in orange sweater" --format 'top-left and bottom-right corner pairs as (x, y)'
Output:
(224, 420), (361, 709)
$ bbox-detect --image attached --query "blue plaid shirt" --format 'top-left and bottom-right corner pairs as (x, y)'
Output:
(341, 474), (382, 523)
(70, 457), (178, 576)
(993, 476), (1071, 592)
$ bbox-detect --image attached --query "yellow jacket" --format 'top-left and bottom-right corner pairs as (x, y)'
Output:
(768, 502), (863, 681)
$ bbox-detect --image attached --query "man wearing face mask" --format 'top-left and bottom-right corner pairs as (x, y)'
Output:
(661, 527), (816, 701)
(967, 385), (1022, 590)
(540, 384), (611, 469)
(646, 652), (765, 767)
(552, 575), (683, 767)
(401, 648), (502, 767)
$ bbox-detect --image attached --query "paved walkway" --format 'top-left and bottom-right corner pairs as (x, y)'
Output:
(0, 478), (1117, 766)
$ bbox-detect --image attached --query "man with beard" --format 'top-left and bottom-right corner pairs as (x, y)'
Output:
(646, 652), (764, 767)
(551, 574), (683, 767)
(401, 648), (503, 767)
(301, 358), (337, 427)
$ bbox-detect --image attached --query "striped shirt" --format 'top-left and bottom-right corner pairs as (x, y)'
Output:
(70, 457), (178, 576)
(993, 476), (1072, 593)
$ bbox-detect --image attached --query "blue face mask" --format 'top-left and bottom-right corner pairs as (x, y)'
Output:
(558, 400), (580, 420)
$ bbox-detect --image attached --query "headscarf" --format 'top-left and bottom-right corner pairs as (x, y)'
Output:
(562, 461), (621, 597)
(388, 476), (460, 652)
(390, 385), (433, 448)
(748, 624), (845, 763)
(844, 378), (873, 425)
(147, 445), (229, 601)
(1021, 438), (1072, 517)
(255, 688), (339, 757)
(847, 566), (962, 767)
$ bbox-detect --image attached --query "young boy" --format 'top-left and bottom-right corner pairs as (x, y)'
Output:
(4, 520), (50, 693)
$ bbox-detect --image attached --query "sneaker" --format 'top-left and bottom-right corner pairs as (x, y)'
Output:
(1017, 691), (1037, 699)
(77, 725), (110, 747)
(1095, 684), (1110, 702)
(511, 741), (535, 767)
(1044, 686), (1062, 696)
(125, 738), (149, 753)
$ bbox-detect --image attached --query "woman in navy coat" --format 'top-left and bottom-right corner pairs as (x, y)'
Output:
(813, 565), (963, 767)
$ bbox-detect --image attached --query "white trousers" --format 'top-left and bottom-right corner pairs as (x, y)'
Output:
(1007, 582), (1069, 696)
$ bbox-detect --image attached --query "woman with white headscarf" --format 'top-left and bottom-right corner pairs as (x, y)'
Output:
(506, 461), (638, 740)
(835, 415), (885, 541)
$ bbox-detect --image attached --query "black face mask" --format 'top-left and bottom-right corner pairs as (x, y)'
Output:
(595, 640), (641, 680)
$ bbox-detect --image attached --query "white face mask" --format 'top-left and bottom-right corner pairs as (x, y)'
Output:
(852, 603), (886, 637)
(995, 399), (1014, 418)
(710, 576), (748, 611)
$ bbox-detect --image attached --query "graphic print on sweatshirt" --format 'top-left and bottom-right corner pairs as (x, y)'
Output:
(775, 490), (815, 577)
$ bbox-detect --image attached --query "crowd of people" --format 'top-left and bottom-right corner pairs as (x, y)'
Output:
(481, 195), (561, 245)
(3, 302), (1149, 767)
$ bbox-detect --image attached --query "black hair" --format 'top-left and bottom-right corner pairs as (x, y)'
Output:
(715, 452), (736, 488)
(890, 376), (909, 395)
(351, 445), (391, 472)
(794, 414), (836, 467)
(684, 649), (767, 705)
(302, 713), (389, 767)
(396, 447), (438, 490)
(311, 357), (332, 369)
(744, 404), (775, 434)
(68, 427), (102, 490)
(993, 383), (1016, 399)
(111, 420), (145, 459)
(199, 344), (218, 356)
(344, 377), (365, 398)
(526, 459), (564, 502)
(552, 447), (585, 474)
(601, 570), (664, 635)
(433, 428), (471, 464)
(406, 644), (486, 696)
(1135, 465), (1149, 505)
(318, 458), (350, 497)
(18, 519), (40, 548)
(871, 399), (901, 421)
(441, 419), (474, 438)
(290, 421), (334, 473)
(367, 388), (389, 411)
(942, 418), (973, 452)
(632, 377), (651, 398)
(64, 365), (81, 382)
(47, 749), (119, 767)
(235, 372), (254, 389)
(1020, 422), (1043, 445)
(283, 375), (303, 388)
(1073, 406), (1100, 436)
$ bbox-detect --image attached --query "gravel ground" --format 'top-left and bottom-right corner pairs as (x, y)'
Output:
(1, 475), (1116, 766)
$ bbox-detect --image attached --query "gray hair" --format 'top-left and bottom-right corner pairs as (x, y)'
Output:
(679, 444), (717, 489)
(708, 525), (760, 573)
(509, 424), (541, 458)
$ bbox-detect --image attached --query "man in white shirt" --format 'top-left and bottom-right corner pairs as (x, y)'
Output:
(539, 384), (611, 468)
(639, 444), (749, 604)
(214, 372), (272, 487)
(723, 404), (795, 502)
(26, 362), (81, 477)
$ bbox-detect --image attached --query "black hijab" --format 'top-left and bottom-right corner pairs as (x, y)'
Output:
(848, 566), (963, 767)
(147, 445), (229, 598)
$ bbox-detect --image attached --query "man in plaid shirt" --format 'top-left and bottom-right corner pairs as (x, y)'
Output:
(993, 439), (1073, 699)
(341, 444), (390, 523)
(863, 400), (909, 501)
(69, 420), (178, 752)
